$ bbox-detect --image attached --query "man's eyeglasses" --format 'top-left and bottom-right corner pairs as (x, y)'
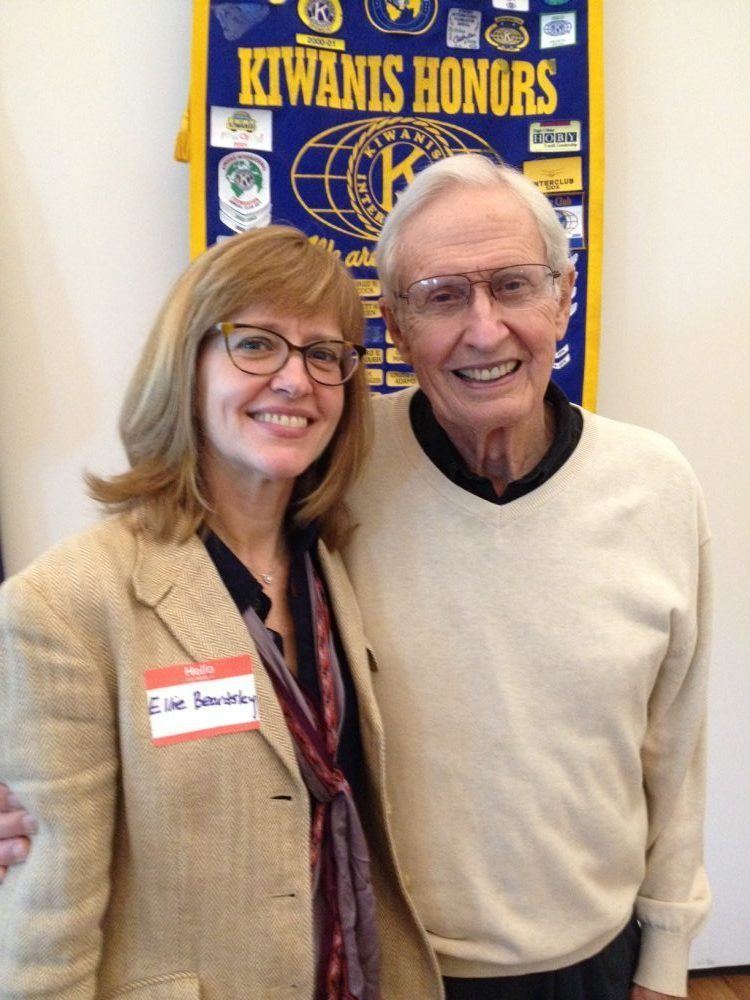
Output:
(209, 324), (366, 386)
(399, 264), (561, 316)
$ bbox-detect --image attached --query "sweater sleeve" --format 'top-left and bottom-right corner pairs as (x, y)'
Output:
(0, 572), (118, 998)
(633, 535), (712, 997)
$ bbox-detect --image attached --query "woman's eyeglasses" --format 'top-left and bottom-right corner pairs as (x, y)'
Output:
(209, 324), (366, 386)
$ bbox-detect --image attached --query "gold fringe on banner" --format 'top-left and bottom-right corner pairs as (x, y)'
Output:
(174, 106), (191, 164)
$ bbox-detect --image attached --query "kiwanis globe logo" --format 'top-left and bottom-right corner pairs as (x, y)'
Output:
(365, 0), (437, 34)
(291, 116), (500, 240)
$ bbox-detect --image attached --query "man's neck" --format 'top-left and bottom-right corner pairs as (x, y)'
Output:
(440, 403), (555, 496)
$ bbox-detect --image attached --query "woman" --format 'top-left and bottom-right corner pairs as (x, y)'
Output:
(0, 227), (441, 999)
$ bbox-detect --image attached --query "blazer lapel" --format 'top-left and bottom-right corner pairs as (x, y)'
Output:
(132, 531), (302, 787)
(316, 542), (385, 763)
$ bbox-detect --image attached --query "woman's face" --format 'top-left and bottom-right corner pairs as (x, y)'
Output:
(197, 305), (346, 496)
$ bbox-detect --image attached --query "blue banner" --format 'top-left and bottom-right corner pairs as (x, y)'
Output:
(183, 0), (603, 406)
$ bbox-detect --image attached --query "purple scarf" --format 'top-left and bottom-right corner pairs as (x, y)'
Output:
(242, 553), (380, 999)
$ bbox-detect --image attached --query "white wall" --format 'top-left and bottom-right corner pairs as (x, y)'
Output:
(0, 2), (190, 560)
(1, 1), (747, 968)
(600, 6), (750, 967)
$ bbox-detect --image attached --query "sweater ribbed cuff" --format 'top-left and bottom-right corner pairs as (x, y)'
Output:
(633, 925), (691, 997)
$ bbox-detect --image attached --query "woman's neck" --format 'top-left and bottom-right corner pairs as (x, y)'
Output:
(208, 512), (288, 574)
(206, 481), (298, 673)
(203, 465), (293, 571)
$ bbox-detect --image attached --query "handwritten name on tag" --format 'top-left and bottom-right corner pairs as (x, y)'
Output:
(144, 655), (260, 746)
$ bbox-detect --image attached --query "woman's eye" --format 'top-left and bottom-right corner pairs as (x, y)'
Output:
(308, 345), (340, 365)
(236, 336), (274, 353)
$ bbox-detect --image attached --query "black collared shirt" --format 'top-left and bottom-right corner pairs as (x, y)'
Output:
(203, 526), (365, 795)
(410, 380), (582, 502)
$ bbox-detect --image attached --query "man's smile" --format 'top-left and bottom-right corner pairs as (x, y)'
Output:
(454, 360), (522, 383)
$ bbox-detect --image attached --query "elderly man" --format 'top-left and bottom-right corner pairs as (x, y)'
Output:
(0, 155), (709, 999)
(341, 155), (710, 1000)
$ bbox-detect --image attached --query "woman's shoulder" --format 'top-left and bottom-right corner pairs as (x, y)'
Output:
(0, 515), (141, 618)
(21, 514), (137, 575)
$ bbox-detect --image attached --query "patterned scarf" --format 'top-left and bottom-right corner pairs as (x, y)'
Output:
(242, 553), (380, 999)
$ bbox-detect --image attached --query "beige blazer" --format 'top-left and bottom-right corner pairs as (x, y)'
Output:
(0, 517), (442, 1000)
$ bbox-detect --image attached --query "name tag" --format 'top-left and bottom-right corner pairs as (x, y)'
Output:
(144, 655), (260, 746)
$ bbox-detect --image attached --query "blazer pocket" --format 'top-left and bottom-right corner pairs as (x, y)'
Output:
(103, 972), (200, 999)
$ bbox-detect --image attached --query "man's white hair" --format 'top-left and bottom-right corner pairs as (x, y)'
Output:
(376, 153), (570, 301)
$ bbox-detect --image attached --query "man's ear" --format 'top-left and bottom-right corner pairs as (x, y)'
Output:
(380, 299), (412, 364)
(554, 265), (577, 343)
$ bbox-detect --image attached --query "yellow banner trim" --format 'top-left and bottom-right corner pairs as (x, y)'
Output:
(582, 0), (604, 412)
(188, 0), (210, 260)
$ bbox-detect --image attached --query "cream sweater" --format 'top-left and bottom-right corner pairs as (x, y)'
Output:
(343, 387), (711, 998)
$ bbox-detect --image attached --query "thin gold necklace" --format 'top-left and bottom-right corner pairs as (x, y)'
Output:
(245, 552), (286, 587)
(255, 565), (276, 586)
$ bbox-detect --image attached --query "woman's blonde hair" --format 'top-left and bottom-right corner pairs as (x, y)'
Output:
(87, 226), (372, 550)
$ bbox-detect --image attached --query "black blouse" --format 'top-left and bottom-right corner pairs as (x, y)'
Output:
(203, 527), (366, 797)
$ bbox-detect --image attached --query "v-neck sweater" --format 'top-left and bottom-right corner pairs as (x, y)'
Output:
(343, 387), (711, 997)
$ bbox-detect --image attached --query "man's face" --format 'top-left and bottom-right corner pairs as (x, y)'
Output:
(382, 186), (573, 447)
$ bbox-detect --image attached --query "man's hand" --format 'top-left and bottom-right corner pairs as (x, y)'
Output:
(630, 986), (683, 1000)
(0, 783), (36, 882)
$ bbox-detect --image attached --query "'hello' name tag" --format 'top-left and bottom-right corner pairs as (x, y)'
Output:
(144, 655), (260, 746)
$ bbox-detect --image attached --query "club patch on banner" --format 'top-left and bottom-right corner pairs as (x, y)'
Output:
(365, 0), (438, 35)
(386, 370), (418, 388)
(355, 278), (381, 297)
(529, 119), (581, 153)
(485, 16), (530, 52)
(297, 0), (343, 36)
(551, 193), (585, 249)
(210, 107), (273, 150)
(218, 152), (271, 232)
(446, 9), (482, 50)
(362, 300), (381, 319)
(540, 12), (577, 49)
(213, 3), (269, 42)
(493, 0), (530, 11)
(186, 0), (604, 408)
(554, 341), (571, 370)
(523, 155), (582, 193)
(296, 32), (347, 51)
